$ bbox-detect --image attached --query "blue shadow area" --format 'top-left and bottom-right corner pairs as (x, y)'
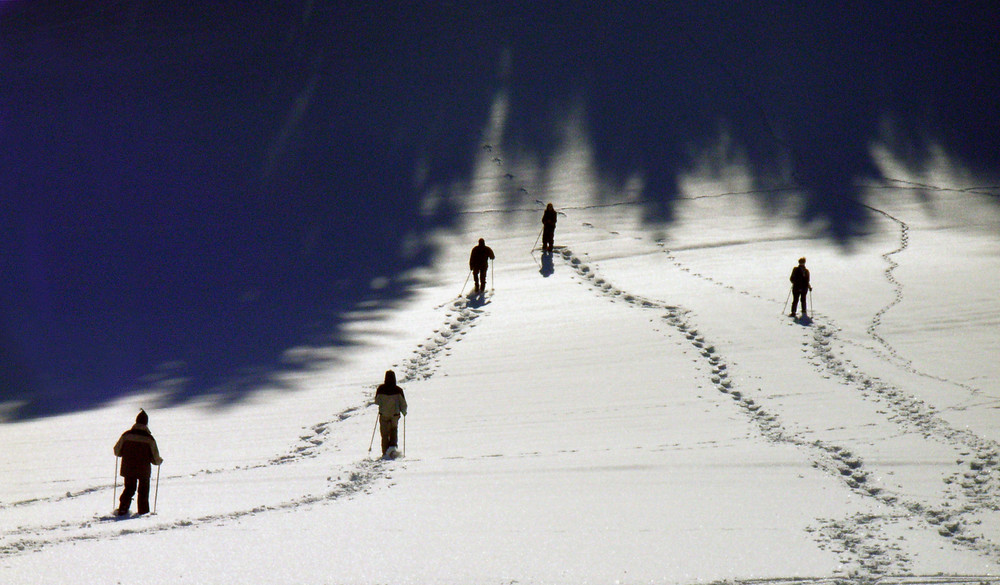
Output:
(2, 2), (998, 419)
(0, 2), (499, 417)
(494, 2), (1000, 236)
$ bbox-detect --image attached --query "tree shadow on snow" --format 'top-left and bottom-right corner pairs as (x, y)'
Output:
(1, 2), (997, 419)
(491, 3), (1000, 241)
(0, 2), (498, 419)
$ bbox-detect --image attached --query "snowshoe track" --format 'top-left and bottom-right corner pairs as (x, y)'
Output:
(862, 204), (911, 366)
(557, 246), (1000, 577)
(717, 576), (1000, 585)
(6, 135), (999, 578)
(852, 203), (982, 395)
(559, 201), (999, 552)
(0, 458), (385, 557)
(806, 321), (1000, 552)
(270, 297), (489, 469)
(396, 295), (488, 383)
(459, 143), (1000, 578)
(0, 295), (492, 559)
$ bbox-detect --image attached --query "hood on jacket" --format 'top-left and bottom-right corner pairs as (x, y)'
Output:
(376, 370), (403, 396)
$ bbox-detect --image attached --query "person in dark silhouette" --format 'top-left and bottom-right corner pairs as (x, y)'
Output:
(789, 257), (812, 318)
(374, 370), (407, 458)
(541, 203), (557, 252)
(114, 409), (163, 516)
(469, 238), (495, 293)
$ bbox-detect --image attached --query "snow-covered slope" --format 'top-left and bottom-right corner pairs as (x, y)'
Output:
(2, 131), (1000, 585)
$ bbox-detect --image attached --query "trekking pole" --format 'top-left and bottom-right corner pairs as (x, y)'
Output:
(531, 226), (543, 252)
(782, 286), (792, 314)
(367, 414), (379, 456)
(153, 464), (161, 514)
(459, 270), (471, 296)
(113, 457), (119, 513)
(490, 259), (495, 292)
(402, 414), (406, 457)
(809, 289), (814, 315)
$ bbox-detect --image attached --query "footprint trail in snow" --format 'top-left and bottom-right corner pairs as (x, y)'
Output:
(0, 294), (493, 559)
(556, 246), (999, 578)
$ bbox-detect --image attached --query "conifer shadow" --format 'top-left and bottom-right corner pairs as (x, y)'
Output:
(2, 3), (997, 419)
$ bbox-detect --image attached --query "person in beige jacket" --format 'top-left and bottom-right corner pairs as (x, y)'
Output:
(374, 370), (407, 457)
(114, 409), (163, 515)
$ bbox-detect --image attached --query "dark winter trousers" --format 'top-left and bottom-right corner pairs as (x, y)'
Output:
(472, 267), (488, 291)
(791, 288), (808, 316)
(542, 225), (555, 251)
(379, 415), (400, 455)
(119, 475), (151, 515)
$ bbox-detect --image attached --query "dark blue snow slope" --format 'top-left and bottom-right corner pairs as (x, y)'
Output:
(2, 1), (997, 418)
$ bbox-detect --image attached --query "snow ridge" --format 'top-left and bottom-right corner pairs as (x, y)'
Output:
(0, 483), (110, 512)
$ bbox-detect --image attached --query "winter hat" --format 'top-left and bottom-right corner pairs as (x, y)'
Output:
(384, 370), (396, 386)
(798, 257), (806, 264)
(136, 409), (148, 425)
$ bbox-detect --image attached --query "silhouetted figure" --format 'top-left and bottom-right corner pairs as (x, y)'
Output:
(469, 238), (495, 293)
(114, 409), (163, 516)
(374, 370), (407, 458)
(541, 203), (557, 252)
(789, 257), (812, 318)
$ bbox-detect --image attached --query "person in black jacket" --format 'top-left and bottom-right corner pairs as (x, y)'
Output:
(374, 370), (407, 457)
(541, 203), (557, 252)
(789, 257), (812, 318)
(114, 409), (163, 516)
(469, 238), (495, 293)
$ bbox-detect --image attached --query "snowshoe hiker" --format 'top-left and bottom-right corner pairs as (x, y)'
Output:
(469, 238), (495, 293)
(541, 203), (557, 252)
(374, 370), (407, 458)
(789, 257), (812, 318)
(114, 409), (163, 516)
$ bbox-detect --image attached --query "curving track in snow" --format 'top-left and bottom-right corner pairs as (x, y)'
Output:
(0, 294), (493, 558)
(475, 138), (1000, 579)
(552, 229), (1000, 578)
(555, 246), (913, 576)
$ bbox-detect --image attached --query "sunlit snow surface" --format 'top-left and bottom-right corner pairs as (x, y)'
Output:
(3, 3), (1000, 584)
(3, 105), (1000, 583)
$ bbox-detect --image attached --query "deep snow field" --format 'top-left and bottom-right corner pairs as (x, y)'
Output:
(2, 115), (1000, 585)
